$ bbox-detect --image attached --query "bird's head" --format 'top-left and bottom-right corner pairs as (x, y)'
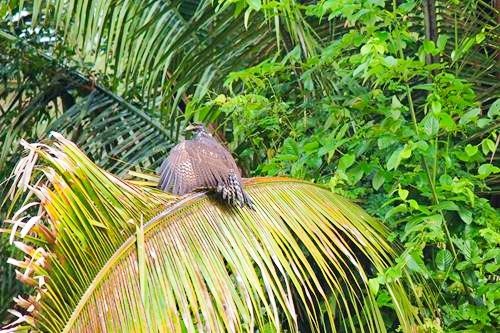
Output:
(184, 122), (210, 137)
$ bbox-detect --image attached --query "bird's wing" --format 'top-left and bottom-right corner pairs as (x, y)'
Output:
(159, 138), (241, 195)
(158, 141), (200, 194)
(187, 137), (242, 188)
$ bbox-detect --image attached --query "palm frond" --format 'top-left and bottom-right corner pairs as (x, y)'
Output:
(0, 30), (175, 177)
(50, 90), (174, 175)
(0, 233), (25, 324)
(3, 134), (434, 332)
(22, 0), (278, 115)
(427, 0), (499, 102)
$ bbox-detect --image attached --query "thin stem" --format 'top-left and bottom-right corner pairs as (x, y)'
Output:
(433, 136), (438, 186)
(454, 9), (458, 75)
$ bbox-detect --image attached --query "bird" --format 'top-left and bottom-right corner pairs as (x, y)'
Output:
(158, 123), (254, 208)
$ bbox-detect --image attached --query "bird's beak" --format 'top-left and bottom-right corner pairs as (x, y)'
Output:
(184, 124), (196, 132)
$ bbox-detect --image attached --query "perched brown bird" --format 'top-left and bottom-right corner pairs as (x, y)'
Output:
(158, 123), (254, 208)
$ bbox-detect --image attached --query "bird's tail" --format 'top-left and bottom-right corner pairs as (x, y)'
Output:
(242, 190), (255, 210)
(220, 174), (255, 209)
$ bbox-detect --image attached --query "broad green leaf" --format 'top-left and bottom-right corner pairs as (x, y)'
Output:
(439, 113), (456, 131)
(372, 172), (385, 190)
(488, 99), (500, 118)
(458, 207), (473, 224)
(477, 118), (491, 128)
(478, 164), (500, 179)
(435, 249), (453, 271)
(338, 153), (355, 170)
(464, 144), (478, 157)
(383, 56), (397, 67)
(475, 32), (485, 43)
(431, 101), (441, 114)
(422, 113), (439, 136)
(459, 108), (480, 125)
(368, 278), (380, 296)
(436, 35), (448, 52)
(398, 188), (409, 201)
(385, 204), (408, 220)
(391, 95), (403, 109)
(400, 144), (412, 159)
(404, 250), (429, 277)
(386, 148), (402, 171)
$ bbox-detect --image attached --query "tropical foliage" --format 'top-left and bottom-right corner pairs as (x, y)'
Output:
(0, 0), (499, 331)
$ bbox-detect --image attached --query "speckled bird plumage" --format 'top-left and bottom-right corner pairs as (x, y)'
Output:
(158, 124), (254, 208)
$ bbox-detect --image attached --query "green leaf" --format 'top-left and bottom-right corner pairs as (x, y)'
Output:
(423, 40), (436, 54)
(439, 113), (456, 131)
(404, 250), (429, 277)
(398, 188), (409, 201)
(408, 200), (419, 210)
(348, 166), (364, 185)
(459, 108), (480, 125)
(422, 113), (439, 136)
(386, 145), (412, 171)
(435, 249), (453, 271)
(386, 148), (402, 171)
(282, 138), (299, 156)
(431, 101), (441, 114)
(480, 229), (500, 245)
(464, 144), (478, 157)
(303, 141), (319, 153)
(368, 278), (380, 296)
(477, 118), (491, 128)
(439, 174), (453, 186)
(368, 0), (385, 6)
(378, 136), (397, 149)
(485, 263), (500, 273)
(458, 207), (473, 224)
(436, 35), (448, 52)
(383, 56), (397, 67)
(475, 32), (485, 44)
(246, 0), (262, 11)
(488, 99), (500, 118)
(437, 201), (459, 211)
(372, 172), (385, 190)
(399, 0), (417, 12)
(478, 164), (500, 179)
(338, 153), (355, 171)
(400, 144), (412, 159)
(391, 95), (403, 109)
(385, 204), (407, 219)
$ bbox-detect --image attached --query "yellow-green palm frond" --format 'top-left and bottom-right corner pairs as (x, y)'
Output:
(3, 134), (434, 332)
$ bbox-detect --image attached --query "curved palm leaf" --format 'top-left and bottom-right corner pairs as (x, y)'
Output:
(50, 90), (174, 175)
(0, 30), (175, 178)
(24, 0), (278, 114)
(3, 134), (434, 332)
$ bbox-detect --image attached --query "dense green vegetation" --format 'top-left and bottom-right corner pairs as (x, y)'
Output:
(192, 2), (500, 331)
(1, 0), (499, 331)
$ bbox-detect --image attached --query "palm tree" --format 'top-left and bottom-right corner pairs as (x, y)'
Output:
(3, 134), (433, 332)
